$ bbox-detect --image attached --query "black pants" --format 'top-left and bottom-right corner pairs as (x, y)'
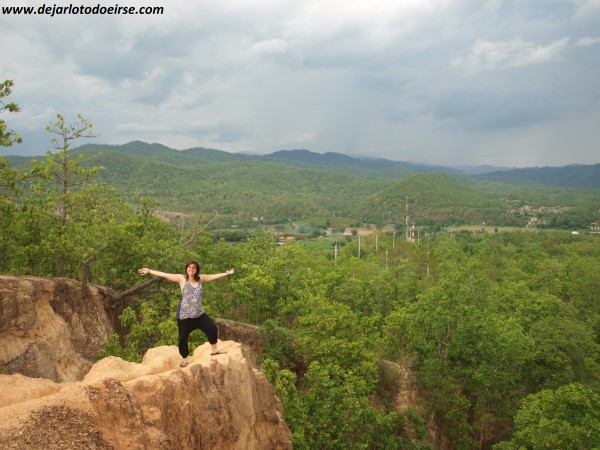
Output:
(177, 313), (218, 358)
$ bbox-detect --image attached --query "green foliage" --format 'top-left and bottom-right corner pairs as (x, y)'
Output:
(234, 262), (277, 324)
(258, 320), (296, 368)
(101, 305), (163, 362)
(380, 233), (600, 447)
(264, 358), (430, 450)
(494, 383), (600, 449)
(27, 114), (101, 276)
(400, 248), (533, 441)
(99, 293), (185, 362)
(0, 81), (28, 272)
(99, 333), (133, 361)
(525, 316), (600, 391)
(565, 252), (600, 339)
(261, 359), (308, 447)
(300, 361), (376, 449)
(0, 80), (22, 147)
(0, 157), (27, 200)
(295, 297), (378, 378)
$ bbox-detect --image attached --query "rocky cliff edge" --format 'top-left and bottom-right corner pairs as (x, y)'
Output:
(0, 275), (292, 449)
(0, 275), (115, 382)
(0, 342), (293, 450)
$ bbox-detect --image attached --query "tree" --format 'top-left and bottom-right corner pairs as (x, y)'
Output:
(494, 383), (600, 449)
(294, 296), (378, 379)
(0, 80), (27, 272)
(29, 114), (101, 276)
(233, 262), (276, 324)
(0, 80), (22, 147)
(261, 358), (308, 448)
(0, 81), (25, 196)
(258, 320), (296, 369)
(524, 315), (600, 391)
(400, 238), (535, 447)
(66, 182), (136, 293)
(300, 361), (376, 449)
(565, 253), (600, 339)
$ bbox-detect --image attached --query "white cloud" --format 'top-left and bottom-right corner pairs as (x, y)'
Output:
(453, 37), (570, 74)
(577, 36), (600, 46)
(248, 39), (287, 56)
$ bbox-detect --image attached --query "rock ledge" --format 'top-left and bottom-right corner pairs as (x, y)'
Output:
(0, 342), (292, 450)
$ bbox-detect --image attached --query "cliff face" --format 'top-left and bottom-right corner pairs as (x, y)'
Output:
(0, 275), (116, 382)
(0, 343), (293, 450)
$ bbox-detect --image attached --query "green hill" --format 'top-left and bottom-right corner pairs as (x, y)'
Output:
(5, 142), (600, 229)
(356, 173), (505, 226)
(76, 146), (393, 223)
(357, 172), (600, 227)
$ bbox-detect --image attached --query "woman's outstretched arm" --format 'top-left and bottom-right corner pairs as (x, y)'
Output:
(201, 268), (234, 283)
(138, 268), (184, 285)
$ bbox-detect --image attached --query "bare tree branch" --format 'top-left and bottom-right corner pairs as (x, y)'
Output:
(182, 209), (219, 247)
(117, 277), (163, 301)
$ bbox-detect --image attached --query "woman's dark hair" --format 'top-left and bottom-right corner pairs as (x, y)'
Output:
(184, 260), (201, 282)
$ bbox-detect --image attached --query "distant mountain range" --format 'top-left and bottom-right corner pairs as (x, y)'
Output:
(7, 141), (600, 189)
(474, 164), (600, 189)
(265, 149), (600, 189)
(4, 141), (599, 227)
(72, 142), (600, 189)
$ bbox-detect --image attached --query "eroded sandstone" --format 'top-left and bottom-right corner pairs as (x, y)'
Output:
(0, 342), (292, 450)
(0, 275), (115, 382)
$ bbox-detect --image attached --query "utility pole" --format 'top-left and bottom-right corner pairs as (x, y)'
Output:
(405, 196), (409, 241)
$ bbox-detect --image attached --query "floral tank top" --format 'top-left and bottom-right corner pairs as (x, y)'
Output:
(176, 279), (204, 320)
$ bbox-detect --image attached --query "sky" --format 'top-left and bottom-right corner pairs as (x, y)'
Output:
(2, 0), (600, 167)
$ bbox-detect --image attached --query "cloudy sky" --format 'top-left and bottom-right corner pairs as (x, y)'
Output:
(2, 0), (600, 167)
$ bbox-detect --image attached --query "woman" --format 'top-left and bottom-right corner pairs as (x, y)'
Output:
(138, 261), (234, 367)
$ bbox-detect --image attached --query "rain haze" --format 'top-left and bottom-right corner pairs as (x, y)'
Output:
(2, 0), (600, 167)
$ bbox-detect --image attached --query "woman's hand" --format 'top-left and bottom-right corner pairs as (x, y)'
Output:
(138, 268), (150, 276)
(226, 268), (235, 276)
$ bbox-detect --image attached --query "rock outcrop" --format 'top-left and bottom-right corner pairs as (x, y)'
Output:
(0, 342), (293, 450)
(0, 275), (292, 448)
(0, 275), (116, 382)
(377, 360), (421, 412)
(215, 318), (264, 366)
